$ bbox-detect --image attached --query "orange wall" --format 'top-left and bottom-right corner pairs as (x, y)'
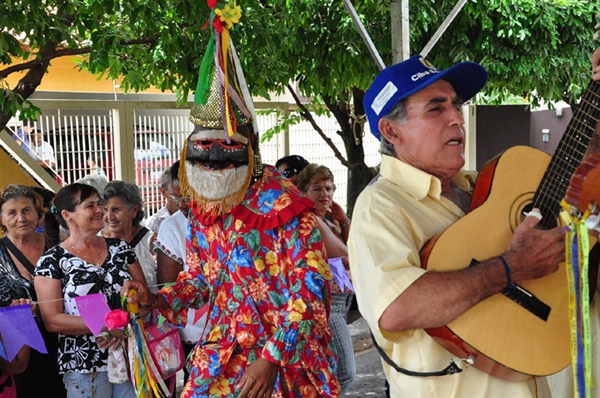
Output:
(6, 55), (164, 94)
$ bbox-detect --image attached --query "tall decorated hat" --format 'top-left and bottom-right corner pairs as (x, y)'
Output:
(189, 0), (256, 134)
(179, 0), (264, 218)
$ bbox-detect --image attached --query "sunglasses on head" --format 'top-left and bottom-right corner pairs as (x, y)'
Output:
(282, 168), (297, 178)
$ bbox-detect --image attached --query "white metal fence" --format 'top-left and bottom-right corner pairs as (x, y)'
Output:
(4, 100), (383, 216)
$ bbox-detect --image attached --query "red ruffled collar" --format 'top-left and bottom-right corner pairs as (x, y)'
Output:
(190, 165), (314, 229)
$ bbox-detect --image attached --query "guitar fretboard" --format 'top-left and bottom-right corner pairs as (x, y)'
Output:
(533, 80), (600, 230)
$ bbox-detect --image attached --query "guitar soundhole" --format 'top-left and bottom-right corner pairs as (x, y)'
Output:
(521, 203), (558, 230)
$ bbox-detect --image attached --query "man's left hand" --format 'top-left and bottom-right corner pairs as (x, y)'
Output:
(236, 358), (279, 398)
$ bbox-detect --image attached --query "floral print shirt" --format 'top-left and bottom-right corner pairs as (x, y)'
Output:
(159, 166), (341, 397)
(34, 238), (137, 374)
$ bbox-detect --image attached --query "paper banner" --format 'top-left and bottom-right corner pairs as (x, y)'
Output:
(75, 294), (111, 336)
(0, 340), (6, 359)
(0, 304), (47, 362)
(329, 257), (354, 293)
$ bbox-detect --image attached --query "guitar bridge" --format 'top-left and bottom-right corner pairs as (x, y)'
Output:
(502, 284), (551, 322)
(468, 259), (551, 321)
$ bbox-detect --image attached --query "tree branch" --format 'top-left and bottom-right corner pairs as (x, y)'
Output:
(322, 94), (351, 134)
(0, 37), (157, 79)
(286, 83), (354, 169)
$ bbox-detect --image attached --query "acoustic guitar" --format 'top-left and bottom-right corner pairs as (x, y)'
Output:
(420, 79), (600, 381)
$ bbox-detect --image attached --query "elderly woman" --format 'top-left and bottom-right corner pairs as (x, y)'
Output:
(100, 180), (157, 291)
(34, 183), (147, 397)
(0, 184), (65, 397)
(296, 164), (355, 397)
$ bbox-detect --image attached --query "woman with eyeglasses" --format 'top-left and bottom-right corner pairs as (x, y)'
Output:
(296, 164), (355, 397)
(275, 155), (309, 186)
(100, 180), (158, 292)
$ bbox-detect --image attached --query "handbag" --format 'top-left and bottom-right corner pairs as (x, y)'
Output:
(144, 321), (185, 380)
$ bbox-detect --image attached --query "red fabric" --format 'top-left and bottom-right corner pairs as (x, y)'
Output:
(191, 166), (315, 229)
(0, 373), (16, 398)
(159, 166), (340, 397)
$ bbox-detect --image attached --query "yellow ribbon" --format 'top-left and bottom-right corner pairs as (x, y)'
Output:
(560, 203), (592, 398)
(221, 28), (234, 137)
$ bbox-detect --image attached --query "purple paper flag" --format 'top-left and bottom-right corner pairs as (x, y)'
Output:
(328, 257), (354, 293)
(75, 294), (111, 336)
(0, 340), (6, 360)
(0, 304), (47, 362)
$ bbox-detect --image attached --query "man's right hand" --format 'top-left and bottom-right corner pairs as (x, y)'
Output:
(502, 209), (566, 282)
(121, 280), (154, 307)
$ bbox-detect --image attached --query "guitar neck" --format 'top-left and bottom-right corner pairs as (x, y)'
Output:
(533, 80), (600, 229)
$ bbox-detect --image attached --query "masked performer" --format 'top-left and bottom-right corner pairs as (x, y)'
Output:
(122, 2), (340, 397)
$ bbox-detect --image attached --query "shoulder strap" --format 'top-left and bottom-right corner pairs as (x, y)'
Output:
(130, 227), (150, 249)
(0, 236), (36, 274)
(369, 331), (463, 377)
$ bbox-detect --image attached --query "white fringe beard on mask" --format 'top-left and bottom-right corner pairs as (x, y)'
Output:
(185, 162), (250, 200)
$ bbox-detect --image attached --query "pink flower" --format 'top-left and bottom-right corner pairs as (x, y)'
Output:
(105, 309), (129, 329)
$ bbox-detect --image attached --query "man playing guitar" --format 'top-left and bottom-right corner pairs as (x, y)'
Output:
(349, 49), (600, 397)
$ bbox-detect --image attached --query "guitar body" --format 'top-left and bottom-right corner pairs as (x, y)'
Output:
(421, 145), (570, 381)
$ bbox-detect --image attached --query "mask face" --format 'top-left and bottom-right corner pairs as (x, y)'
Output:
(183, 127), (254, 201)
(185, 128), (251, 171)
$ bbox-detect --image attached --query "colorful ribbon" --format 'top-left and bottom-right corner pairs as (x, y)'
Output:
(126, 290), (169, 398)
(561, 203), (592, 398)
(195, 0), (242, 137)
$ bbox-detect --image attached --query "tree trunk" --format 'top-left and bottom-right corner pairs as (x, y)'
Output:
(0, 44), (56, 132)
(324, 88), (378, 217)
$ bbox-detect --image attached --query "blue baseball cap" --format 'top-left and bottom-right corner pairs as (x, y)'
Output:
(364, 54), (488, 139)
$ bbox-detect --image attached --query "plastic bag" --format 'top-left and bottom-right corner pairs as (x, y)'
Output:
(144, 322), (185, 379)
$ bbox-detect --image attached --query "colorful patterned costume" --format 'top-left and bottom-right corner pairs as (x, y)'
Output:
(158, 166), (340, 397)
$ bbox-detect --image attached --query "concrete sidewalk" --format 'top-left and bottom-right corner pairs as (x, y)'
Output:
(348, 316), (373, 352)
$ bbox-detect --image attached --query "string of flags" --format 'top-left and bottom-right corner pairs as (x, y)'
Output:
(0, 305), (47, 362)
(0, 282), (209, 367)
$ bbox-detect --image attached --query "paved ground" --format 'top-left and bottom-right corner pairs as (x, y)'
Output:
(347, 315), (388, 396)
(349, 315), (372, 350)
(347, 348), (387, 397)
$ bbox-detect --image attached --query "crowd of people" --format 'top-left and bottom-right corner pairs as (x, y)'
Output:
(0, 9), (599, 397)
(0, 147), (356, 398)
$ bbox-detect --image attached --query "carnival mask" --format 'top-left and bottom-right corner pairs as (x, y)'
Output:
(182, 127), (254, 203)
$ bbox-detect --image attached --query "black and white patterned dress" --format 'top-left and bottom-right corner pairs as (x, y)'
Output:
(34, 238), (137, 375)
(0, 242), (34, 307)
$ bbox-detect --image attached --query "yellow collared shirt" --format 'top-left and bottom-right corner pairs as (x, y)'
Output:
(348, 155), (539, 397)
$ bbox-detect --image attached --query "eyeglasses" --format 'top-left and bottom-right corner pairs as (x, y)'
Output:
(282, 168), (297, 178)
(168, 195), (190, 204)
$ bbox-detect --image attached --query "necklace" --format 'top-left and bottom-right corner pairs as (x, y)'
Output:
(69, 239), (104, 267)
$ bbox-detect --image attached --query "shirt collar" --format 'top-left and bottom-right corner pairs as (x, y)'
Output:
(379, 155), (475, 201)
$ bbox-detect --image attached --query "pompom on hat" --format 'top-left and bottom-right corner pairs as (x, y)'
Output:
(363, 54), (488, 139)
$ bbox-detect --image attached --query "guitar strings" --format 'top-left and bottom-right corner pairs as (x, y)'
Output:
(532, 81), (600, 222)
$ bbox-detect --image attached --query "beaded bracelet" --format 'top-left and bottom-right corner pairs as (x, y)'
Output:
(340, 219), (351, 228)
